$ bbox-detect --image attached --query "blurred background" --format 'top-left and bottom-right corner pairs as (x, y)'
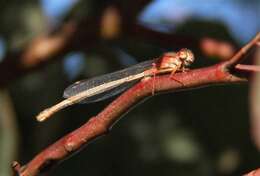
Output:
(0, 0), (259, 175)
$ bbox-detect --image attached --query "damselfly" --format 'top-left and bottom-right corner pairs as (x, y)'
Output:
(36, 48), (195, 122)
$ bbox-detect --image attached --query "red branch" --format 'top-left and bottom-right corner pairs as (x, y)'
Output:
(244, 168), (260, 176)
(12, 33), (260, 176)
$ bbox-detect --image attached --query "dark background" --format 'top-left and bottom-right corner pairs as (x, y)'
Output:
(0, 0), (259, 176)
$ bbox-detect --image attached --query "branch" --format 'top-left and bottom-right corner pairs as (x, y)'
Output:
(226, 32), (260, 67)
(244, 168), (260, 176)
(13, 65), (244, 176)
(12, 32), (260, 176)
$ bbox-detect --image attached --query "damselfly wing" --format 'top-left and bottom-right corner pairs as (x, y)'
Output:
(63, 59), (156, 103)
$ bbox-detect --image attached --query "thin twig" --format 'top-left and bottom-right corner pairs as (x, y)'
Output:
(236, 64), (260, 72)
(226, 32), (260, 67)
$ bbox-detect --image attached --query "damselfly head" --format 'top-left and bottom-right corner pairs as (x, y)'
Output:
(177, 48), (195, 66)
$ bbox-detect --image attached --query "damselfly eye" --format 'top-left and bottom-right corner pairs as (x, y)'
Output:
(179, 51), (187, 59)
(178, 48), (195, 66)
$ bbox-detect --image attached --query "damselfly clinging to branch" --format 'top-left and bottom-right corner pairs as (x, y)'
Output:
(36, 48), (195, 122)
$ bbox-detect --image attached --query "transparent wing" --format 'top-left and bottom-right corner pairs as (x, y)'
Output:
(78, 80), (137, 104)
(63, 59), (155, 103)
